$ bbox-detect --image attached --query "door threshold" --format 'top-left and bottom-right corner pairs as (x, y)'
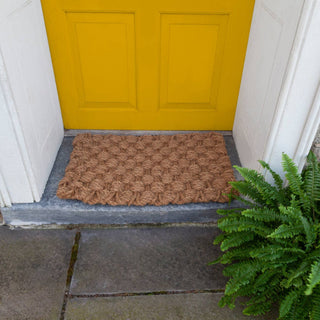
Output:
(64, 129), (233, 137)
(2, 133), (242, 228)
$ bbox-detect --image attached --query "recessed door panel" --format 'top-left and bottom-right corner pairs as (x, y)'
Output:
(160, 14), (228, 110)
(66, 13), (137, 109)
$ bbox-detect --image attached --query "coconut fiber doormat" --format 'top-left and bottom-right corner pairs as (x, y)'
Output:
(57, 132), (236, 206)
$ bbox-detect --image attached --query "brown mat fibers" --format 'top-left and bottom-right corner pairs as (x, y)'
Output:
(57, 132), (236, 206)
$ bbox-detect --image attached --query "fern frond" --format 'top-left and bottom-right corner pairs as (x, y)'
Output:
(306, 249), (320, 261)
(282, 153), (310, 213)
(282, 294), (310, 320)
(214, 246), (258, 265)
(218, 295), (235, 309)
(311, 287), (320, 320)
(305, 259), (320, 295)
(279, 204), (302, 222)
(253, 269), (280, 289)
(223, 260), (262, 278)
(212, 232), (227, 245)
(236, 218), (274, 237)
(220, 231), (255, 251)
(242, 207), (289, 223)
(217, 212), (245, 224)
(300, 216), (316, 249)
(218, 217), (269, 234)
(303, 152), (320, 216)
(263, 255), (300, 270)
(279, 289), (301, 318)
(234, 166), (284, 207)
(216, 207), (244, 216)
(225, 192), (256, 207)
(249, 284), (280, 303)
(259, 159), (284, 191)
(229, 180), (265, 205)
(282, 153), (303, 195)
(250, 246), (305, 261)
(243, 299), (273, 316)
(268, 224), (304, 239)
(283, 261), (311, 288)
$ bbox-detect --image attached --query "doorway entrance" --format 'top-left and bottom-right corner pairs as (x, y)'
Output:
(41, 0), (254, 130)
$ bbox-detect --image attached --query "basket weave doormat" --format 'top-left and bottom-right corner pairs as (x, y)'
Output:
(57, 132), (236, 206)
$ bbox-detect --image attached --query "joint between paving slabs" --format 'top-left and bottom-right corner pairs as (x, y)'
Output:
(60, 231), (81, 320)
(69, 289), (225, 299)
(8, 221), (218, 230)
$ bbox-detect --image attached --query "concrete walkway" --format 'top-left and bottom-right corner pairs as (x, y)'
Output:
(0, 224), (278, 320)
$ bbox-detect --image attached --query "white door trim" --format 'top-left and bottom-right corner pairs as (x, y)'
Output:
(233, 0), (320, 176)
(263, 0), (320, 173)
(0, 50), (40, 204)
(295, 83), (320, 171)
(0, 0), (64, 207)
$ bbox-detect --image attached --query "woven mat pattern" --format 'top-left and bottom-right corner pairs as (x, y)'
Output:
(57, 132), (236, 206)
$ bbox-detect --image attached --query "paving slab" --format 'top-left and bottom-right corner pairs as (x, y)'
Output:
(0, 227), (75, 320)
(65, 293), (277, 320)
(71, 226), (226, 294)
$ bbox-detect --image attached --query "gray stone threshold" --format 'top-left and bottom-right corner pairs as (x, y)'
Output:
(2, 131), (243, 227)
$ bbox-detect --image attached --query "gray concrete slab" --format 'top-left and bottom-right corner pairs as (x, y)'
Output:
(0, 227), (75, 320)
(65, 293), (277, 320)
(71, 226), (225, 295)
(2, 133), (243, 226)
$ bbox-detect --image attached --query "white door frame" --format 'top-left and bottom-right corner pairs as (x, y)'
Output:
(0, 0), (64, 206)
(263, 0), (320, 173)
(233, 0), (320, 176)
(0, 0), (319, 206)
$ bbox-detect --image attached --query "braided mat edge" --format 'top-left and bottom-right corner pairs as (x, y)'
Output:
(57, 132), (236, 206)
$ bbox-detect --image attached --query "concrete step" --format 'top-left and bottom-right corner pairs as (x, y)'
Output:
(2, 131), (243, 227)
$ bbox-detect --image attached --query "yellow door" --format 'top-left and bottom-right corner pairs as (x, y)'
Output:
(41, 0), (254, 130)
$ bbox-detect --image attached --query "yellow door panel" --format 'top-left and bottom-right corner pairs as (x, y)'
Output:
(66, 13), (137, 110)
(41, 0), (255, 130)
(160, 14), (227, 109)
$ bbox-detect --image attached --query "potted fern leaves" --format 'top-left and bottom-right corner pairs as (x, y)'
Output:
(211, 152), (320, 319)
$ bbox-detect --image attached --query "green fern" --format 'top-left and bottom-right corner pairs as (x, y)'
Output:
(268, 224), (304, 239)
(311, 287), (320, 319)
(303, 152), (320, 219)
(279, 289), (304, 318)
(259, 160), (284, 191)
(211, 151), (320, 319)
(283, 153), (311, 213)
(241, 207), (289, 223)
(220, 231), (255, 251)
(305, 259), (320, 295)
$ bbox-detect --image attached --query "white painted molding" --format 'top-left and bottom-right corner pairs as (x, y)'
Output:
(0, 49), (37, 204)
(0, 51), (40, 200)
(294, 82), (320, 171)
(0, 171), (11, 207)
(0, 0), (64, 206)
(233, 0), (320, 177)
(264, 0), (320, 174)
